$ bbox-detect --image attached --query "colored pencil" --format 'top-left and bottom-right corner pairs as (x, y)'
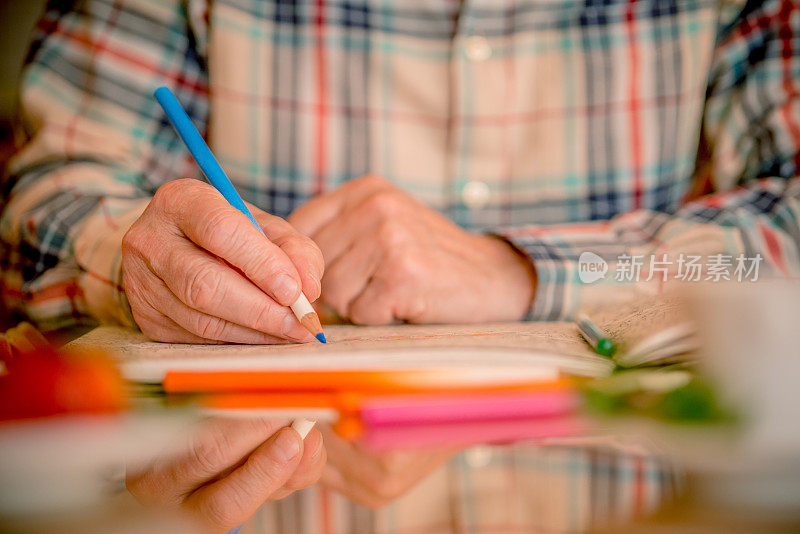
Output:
(361, 415), (585, 451)
(360, 389), (578, 427)
(162, 367), (561, 394)
(575, 312), (617, 357)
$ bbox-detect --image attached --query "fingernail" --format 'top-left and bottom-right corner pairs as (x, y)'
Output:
(312, 276), (322, 299)
(271, 274), (299, 304)
(273, 429), (301, 462)
(282, 314), (309, 341)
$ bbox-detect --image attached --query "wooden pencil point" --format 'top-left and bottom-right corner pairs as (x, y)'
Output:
(300, 312), (324, 341)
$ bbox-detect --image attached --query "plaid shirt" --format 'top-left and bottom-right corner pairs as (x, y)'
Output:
(0, 0), (798, 531)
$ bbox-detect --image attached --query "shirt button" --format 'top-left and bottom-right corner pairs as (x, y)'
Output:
(462, 180), (491, 209)
(464, 35), (492, 62)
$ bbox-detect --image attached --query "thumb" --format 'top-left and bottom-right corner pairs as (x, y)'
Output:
(185, 427), (304, 532)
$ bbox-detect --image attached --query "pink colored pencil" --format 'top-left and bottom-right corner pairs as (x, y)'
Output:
(361, 416), (585, 451)
(360, 390), (579, 427)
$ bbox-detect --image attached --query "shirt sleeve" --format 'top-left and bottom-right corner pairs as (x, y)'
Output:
(494, 0), (800, 321)
(0, 0), (209, 330)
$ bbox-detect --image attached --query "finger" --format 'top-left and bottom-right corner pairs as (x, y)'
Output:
(279, 426), (326, 491)
(151, 240), (312, 342)
(321, 237), (381, 319)
(317, 425), (386, 485)
(161, 180), (305, 307)
(319, 424), (453, 498)
(132, 304), (223, 344)
(288, 175), (393, 236)
(184, 427), (304, 532)
(148, 274), (307, 344)
(315, 428), (389, 508)
(269, 427), (326, 499)
(320, 446), (454, 509)
(251, 209), (325, 301)
(123, 259), (224, 343)
(320, 462), (418, 509)
(127, 417), (290, 506)
(348, 254), (431, 325)
(319, 464), (385, 508)
(346, 275), (397, 325)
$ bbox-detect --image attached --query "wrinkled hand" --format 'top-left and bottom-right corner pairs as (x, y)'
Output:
(318, 425), (456, 508)
(122, 179), (324, 343)
(126, 418), (326, 533)
(289, 176), (536, 325)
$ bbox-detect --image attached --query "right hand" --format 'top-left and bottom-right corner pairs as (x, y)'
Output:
(122, 179), (324, 343)
(126, 418), (326, 533)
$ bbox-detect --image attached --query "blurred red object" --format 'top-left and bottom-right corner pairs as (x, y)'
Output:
(0, 323), (126, 422)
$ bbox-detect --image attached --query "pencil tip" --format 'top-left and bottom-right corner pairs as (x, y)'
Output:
(315, 332), (327, 344)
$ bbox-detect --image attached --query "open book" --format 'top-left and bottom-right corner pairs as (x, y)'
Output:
(67, 294), (695, 383)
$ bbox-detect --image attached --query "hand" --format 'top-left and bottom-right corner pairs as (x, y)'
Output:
(289, 176), (536, 325)
(126, 418), (326, 533)
(122, 179), (324, 343)
(318, 425), (456, 508)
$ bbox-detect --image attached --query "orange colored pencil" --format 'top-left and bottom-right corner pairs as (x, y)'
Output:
(163, 368), (567, 394)
(202, 392), (344, 410)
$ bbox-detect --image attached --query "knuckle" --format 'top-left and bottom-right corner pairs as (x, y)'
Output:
(121, 226), (140, 253)
(125, 468), (179, 508)
(201, 208), (247, 251)
(349, 301), (391, 326)
(183, 263), (224, 310)
(152, 179), (192, 212)
(190, 431), (234, 477)
(375, 220), (409, 251)
(242, 451), (283, 488)
(364, 190), (402, 218)
(193, 314), (228, 340)
(404, 297), (428, 321)
(380, 453), (406, 474)
(371, 477), (404, 503)
(355, 174), (389, 188)
(285, 233), (323, 264)
(151, 181), (174, 206)
(121, 224), (151, 261)
(385, 250), (422, 283)
(304, 236), (325, 267)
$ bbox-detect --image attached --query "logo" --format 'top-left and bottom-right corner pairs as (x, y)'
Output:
(578, 252), (608, 284)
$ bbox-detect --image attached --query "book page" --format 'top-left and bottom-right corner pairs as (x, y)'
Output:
(591, 293), (695, 354)
(67, 322), (612, 381)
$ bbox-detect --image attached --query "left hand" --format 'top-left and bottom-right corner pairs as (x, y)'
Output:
(318, 425), (457, 508)
(289, 176), (537, 325)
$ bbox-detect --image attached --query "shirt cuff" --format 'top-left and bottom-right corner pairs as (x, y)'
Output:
(493, 227), (584, 322)
(73, 198), (150, 327)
